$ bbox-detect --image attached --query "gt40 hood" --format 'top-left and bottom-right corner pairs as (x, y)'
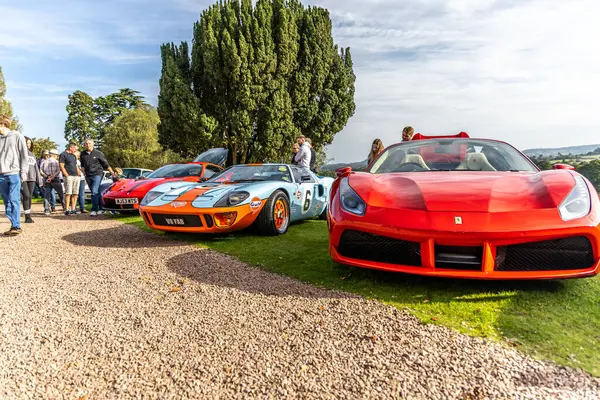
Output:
(348, 170), (578, 213)
(143, 181), (285, 208)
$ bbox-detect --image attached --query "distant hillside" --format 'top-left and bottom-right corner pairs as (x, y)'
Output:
(321, 159), (368, 171)
(523, 144), (600, 158)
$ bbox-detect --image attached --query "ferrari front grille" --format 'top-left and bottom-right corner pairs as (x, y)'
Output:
(435, 245), (483, 271)
(337, 230), (421, 267)
(495, 236), (594, 271)
(150, 214), (203, 228)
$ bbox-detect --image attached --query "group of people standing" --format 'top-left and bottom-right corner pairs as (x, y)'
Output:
(291, 135), (317, 173)
(0, 113), (117, 236)
(367, 126), (415, 164)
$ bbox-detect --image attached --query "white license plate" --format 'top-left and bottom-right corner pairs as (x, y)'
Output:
(115, 198), (139, 205)
(165, 218), (185, 225)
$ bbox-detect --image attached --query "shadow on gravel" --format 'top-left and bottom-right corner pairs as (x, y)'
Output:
(167, 250), (355, 299)
(61, 226), (183, 248)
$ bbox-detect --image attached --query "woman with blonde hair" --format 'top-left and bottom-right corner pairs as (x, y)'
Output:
(367, 139), (385, 165)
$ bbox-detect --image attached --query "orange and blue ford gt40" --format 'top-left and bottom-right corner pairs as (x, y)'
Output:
(328, 133), (600, 280)
(138, 163), (333, 235)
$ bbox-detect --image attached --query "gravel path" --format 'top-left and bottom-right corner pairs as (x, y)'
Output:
(0, 205), (598, 399)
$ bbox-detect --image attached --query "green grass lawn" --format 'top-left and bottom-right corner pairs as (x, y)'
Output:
(112, 213), (599, 376)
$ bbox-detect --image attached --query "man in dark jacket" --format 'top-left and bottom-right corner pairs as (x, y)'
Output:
(80, 139), (115, 216)
(306, 138), (317, 173)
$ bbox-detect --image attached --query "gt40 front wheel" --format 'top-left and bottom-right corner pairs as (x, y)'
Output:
(256, 190), (290, 235)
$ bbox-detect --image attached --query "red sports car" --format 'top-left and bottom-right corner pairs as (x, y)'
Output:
(328, 132), (600, 280)
(102, 149), (227, 212)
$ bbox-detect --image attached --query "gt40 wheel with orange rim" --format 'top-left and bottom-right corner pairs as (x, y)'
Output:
(256, 190), (290, 235)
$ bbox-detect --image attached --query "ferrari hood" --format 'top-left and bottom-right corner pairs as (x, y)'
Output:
(348, 170), (578, 213)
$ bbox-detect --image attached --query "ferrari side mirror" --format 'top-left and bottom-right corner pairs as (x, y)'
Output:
(336, 166), (352, 178)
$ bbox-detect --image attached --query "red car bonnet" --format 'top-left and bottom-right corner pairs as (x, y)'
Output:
(347, 170), (577, 213)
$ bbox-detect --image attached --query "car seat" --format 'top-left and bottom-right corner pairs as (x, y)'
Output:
(400, 154), (430, 170)
(456, 153), (497, 171)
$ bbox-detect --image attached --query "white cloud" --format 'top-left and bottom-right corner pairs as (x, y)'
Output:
(0, 3), (168, 63)
(3, 0), (599, 160)
(310, 0), (600, 162)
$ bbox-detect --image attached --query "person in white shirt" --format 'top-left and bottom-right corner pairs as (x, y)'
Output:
(293, 134), (312, 173)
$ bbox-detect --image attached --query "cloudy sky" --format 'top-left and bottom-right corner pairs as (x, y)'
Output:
(1, 0), (598, 163)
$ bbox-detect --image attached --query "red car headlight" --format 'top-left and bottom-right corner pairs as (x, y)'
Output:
(339, 177), (366, 216)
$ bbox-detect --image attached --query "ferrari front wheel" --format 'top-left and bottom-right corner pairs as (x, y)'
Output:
(256, 190), (290, 235)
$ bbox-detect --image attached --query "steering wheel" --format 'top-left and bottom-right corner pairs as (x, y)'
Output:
(395, 162), (428, 172)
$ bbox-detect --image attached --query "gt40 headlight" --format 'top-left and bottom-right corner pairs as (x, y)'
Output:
(558, 175), (591, 221)
(214, 191), (250, 207)
(141, 191), (163, 206)
(339, 177), (366, 216)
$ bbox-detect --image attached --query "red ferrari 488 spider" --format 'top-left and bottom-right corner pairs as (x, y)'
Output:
(327, 133), (600, 280)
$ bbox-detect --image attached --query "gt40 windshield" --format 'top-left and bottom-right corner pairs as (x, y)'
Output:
(145, 164), (203, 179)
(209, 165), (292, 183)
(369, 139), (538, 173)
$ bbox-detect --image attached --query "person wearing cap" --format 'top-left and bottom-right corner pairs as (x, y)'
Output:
(40, 148), (65, 215)
(38, 150), (56, 212)
(0, 114), (28, 235)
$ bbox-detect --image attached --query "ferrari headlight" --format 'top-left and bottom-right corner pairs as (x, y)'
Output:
(141, 191), (163, 206)
(558, 175), (591, 221)
(339, 177), (366, 216)
(214, 191), (250, 207)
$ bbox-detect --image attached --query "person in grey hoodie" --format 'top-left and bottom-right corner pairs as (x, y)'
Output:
(21, 137), (44, 223)
(0, 115), (29, 235)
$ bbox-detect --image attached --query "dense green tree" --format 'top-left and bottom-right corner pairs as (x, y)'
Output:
(0, 66), (23, 131)
(64, 88), (147, 147)
(94, 88), (147, 142)
(64, 90), (96, 144)
(158, 42), (218, 158)
(158, 0), (355, 165)
(577, 160), (600, 191)
(31, 137), (59, 158)
(102, 107), (182, 169)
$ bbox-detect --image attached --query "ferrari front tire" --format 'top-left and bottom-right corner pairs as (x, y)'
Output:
(256, 190), (290, 235)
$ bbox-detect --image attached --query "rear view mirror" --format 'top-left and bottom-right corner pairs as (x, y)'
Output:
(552, 163), (575, 170)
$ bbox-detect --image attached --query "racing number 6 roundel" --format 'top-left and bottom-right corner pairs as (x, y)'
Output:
(301, 189), (312, 214)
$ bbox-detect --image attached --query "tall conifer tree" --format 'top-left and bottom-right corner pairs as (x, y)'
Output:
(158, 0), (355, 164)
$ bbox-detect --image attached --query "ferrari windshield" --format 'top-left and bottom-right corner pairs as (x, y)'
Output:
(369, 139), (538, 173)
(145, 164), (203, 179)
(209, 165), (292, 183)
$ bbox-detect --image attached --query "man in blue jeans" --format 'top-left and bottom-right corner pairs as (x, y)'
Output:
(0, 115), (29, 235)
(80, 139), (116, 216)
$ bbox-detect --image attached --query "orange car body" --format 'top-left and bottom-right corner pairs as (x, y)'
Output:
(139, 185), (265, 233)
